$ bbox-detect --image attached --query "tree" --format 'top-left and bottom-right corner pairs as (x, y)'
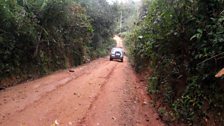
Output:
(0, 0), (93, 87)
(126, 0), (224, 125)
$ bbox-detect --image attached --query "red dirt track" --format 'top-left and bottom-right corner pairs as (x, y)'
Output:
(0, 36), (164, 126)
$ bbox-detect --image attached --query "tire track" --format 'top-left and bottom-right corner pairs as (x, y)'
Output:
(77, 63), (118, 126)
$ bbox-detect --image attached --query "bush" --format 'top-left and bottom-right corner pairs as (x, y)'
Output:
(0, 0), (118, 88)
(126, 0), (224, 125)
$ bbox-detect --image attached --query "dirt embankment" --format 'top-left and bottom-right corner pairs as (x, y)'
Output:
(0, 36), (164, 126)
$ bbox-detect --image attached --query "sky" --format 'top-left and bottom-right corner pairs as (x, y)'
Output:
(106, 0), (141, 4)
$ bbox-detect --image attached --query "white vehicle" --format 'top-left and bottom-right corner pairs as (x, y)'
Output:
(109, 47), (124, 62)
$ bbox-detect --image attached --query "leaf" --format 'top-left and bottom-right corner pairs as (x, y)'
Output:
(197, 29), (203, 34)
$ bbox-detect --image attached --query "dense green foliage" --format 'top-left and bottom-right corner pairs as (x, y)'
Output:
(118, 2), (139, 33)
(126, 0), (224, 125)
(0, 0), (117, 87)
(77, 0), (118, 58)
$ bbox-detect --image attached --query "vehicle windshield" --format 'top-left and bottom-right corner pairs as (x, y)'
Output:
(111, 48), (123, 53)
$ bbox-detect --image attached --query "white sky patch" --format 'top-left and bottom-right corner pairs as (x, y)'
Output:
(107, 0), (141, 4)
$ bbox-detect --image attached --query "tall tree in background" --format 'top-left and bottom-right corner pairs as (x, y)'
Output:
(77, 0), (119, 57)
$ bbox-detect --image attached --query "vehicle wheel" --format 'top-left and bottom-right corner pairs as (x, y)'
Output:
(110, 58), (112, 61)
(121, 58), (123, 62)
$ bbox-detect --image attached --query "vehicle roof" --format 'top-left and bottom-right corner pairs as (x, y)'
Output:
(111, 47), (123, 51)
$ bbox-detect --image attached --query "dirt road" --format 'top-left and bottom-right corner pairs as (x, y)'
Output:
(0, 36), (164, 126)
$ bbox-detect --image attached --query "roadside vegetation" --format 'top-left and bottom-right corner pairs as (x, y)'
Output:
(125, 0), (224, 125)
(1, 0), (224, 125)
(0, 0), (118, 88)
